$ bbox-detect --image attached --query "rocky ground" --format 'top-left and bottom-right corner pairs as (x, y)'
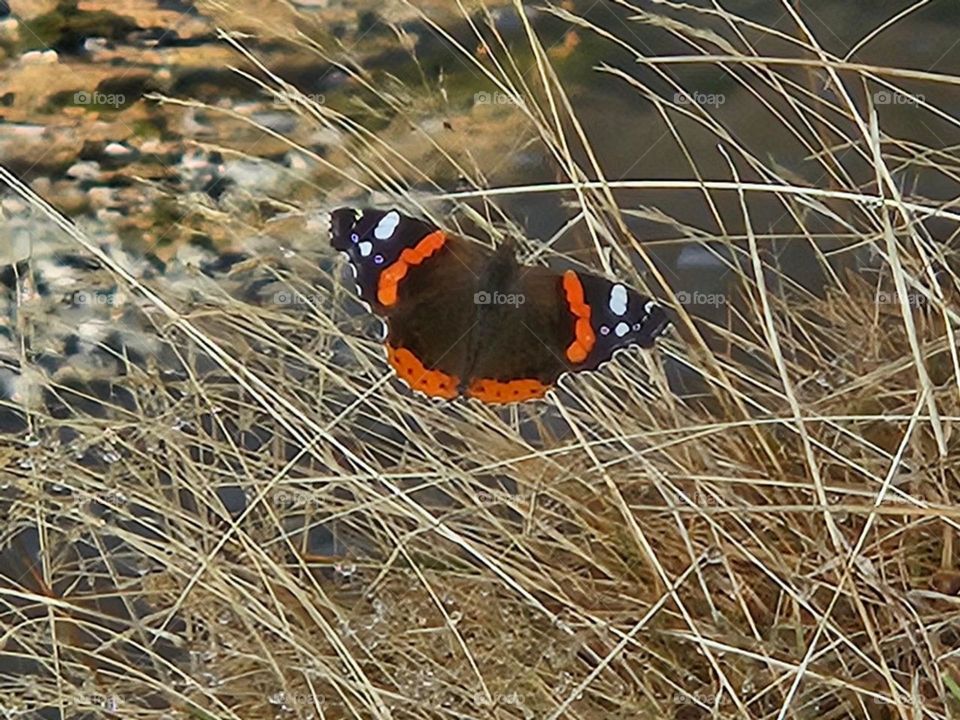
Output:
(0, 0), (543, 257)
(0, 0), (547, 424)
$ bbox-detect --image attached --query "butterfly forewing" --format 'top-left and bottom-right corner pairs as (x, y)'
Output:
(330, 208), (493, 399)
(573, 273), (670, 368)
(330, 208), (437, 310)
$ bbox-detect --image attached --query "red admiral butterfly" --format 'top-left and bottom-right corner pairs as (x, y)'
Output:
(330, 208), (669, 404)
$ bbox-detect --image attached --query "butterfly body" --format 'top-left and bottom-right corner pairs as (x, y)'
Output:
(330, 208), (668, 404)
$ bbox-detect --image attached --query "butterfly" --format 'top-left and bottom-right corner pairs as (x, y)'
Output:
(330, 208), (669, 404)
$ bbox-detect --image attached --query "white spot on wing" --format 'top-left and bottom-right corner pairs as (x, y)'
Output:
(374, 211), (400, 240)
(643, 300), (655, 315)
(609, 284), (628, 316)
(358, 240), (373, 257)
(614, 321), (630, 337)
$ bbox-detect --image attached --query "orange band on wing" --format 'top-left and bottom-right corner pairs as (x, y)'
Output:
(467, 377), (549, 404)
(387, 344), (459, 399)
(377, 230), (447, 307)
(562, 270), (595, 364)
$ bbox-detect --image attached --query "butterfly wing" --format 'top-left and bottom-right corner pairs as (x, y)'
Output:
(561, 269), (670, 369)
(330, 208), (492, 399)
(330, 207), (437, 311)
(463, 265), (573, 402)
(464, 265), (669, 403)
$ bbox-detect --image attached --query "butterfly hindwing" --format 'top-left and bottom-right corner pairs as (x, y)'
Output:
(463, 265), (669, 402)
(464, 263), (573, 402)
(383, 234), (494, 399)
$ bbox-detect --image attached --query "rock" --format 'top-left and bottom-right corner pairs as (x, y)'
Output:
(1, 198), (26, 216)
(83, 37), (109, 53)
(47, 182), (88, 214)
(103, 142), (139, 164)
(224, 158), (282, 193)
(7, 0), (56, 20)
(95, 208), (124, 224)
(307, 127), (341, 146)
(497, 5), (539, 31)
(66, 161), (102, 181)
(286, 151), (310, 173)
(0, 123), (45, 139)
(420, 118), (446, 134)
(180, 147), (219, 172)
(180, 107), (215, 137)
(232, 100), (261, 115)
(29, 176), (51, 198)
(87, 186), (117, 209)
(19, 49), (58, 65)
(250, 111), (297, 134)
(0, 18), (18, 38)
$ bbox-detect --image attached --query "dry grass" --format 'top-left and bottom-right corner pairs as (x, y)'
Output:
(2, 1), (960, 718)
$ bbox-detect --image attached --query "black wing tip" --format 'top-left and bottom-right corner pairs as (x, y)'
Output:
(638, 304), (671, 348)
(330, 207), (358, 250)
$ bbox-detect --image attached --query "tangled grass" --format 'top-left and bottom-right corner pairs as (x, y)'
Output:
(2, 1), (960, 718)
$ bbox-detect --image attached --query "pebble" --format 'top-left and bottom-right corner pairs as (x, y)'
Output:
(19, 49), (57, 65)
(66, 161), (103, 181)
